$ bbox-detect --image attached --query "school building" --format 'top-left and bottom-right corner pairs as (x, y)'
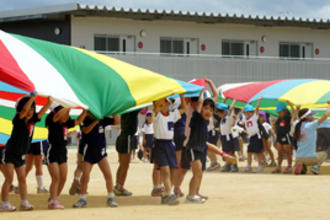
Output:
(1, 3), (330, 86)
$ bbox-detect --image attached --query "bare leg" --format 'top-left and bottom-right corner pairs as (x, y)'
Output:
(1, 163), (14, 202)
(15, 165), (27, 201)
(116, 153), (131, 187)
(160, 166), (172, 195)
(48, 163), (60, 200)
(25, 154), (33, 177)
(80, 162), (93, 195)
(188, 160), (203, 196)
(57, 163), (68, 196)
(283, 144), (292, 167)
(98, 158), (114, 193)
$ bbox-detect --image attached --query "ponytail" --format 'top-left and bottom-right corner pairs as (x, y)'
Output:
(294, 108), (310, 140)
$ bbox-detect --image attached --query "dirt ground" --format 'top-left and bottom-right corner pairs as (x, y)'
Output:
(1, 148), (330, 220)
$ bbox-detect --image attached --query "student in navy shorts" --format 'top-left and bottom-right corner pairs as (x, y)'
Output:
(1, 95), (52, 212)
(216, 101), (238, 172)
(46, 105), (87, 209)
(26, 140), (49, 193)
(153, 94), (186, 205)
(73, 112), (119, 208)
(242, 99), (264, 173)
(142, 111), (154, 161)
(174, 112), (186, 165)
(114, 110), (139, 196)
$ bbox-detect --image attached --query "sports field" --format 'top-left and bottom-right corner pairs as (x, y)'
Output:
(1, 148), (330, 220)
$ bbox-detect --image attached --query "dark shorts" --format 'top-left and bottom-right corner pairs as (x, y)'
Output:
(233, 137), (240, 151)
(208, 131), (219, 145)
(27, 140), (49, 156)
(144, 134), (154, 149)
(78, 142), (86, 155)
(131, 135), (138, 150)
(83, 145), (107, 164)
(181, 146), (207, 171)
(153, 140), (178, 169)
(46, 144), (67, 165)
(276, 134), (292, 145)
(174, 134), (186, 151)
(0, 147), (5, 165)
(4, 152), (25, 168)
(248, 134), (264, 154)
(220, 135), (235, 155)
(116, 134), (134, 154)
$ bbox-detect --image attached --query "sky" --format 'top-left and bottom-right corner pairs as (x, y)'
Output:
(1, 0), (330, 19)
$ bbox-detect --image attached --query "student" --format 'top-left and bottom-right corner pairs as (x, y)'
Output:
(46, 105), (87, 209)
(25, 140), (49, 193)
(1, 95), (52, 211)
(114, 110), (139, 196)
(185, 90), (215, 203)
(205, 113), (221, 171)
(173, 106), (186, 168)
(272, 102), (297, 174)
(73, 112), (120, 208)
(216, 101), (238, 172)
(131, 128), (140, 162)
(258, 111), (276, 167)
(142, 111), (154, 161)
(153, 94), (186, 205)
(294, 102), (330, 175)
(242, 98), (264, 173)
(69, 129), (85, 195)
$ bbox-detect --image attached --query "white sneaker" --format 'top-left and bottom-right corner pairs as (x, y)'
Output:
(186, 195), (206, 204)
(0, 202), (16, 212)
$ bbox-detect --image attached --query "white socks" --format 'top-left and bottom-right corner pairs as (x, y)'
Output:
(36, 175), (44, 189)
(80, 194), (87, 200)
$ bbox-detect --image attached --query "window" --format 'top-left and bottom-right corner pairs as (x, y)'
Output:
(160, 37), (199, 55)
(222, 40), (258, 57)
(279, 42), (313, 58)
(94, 35), (135, 52)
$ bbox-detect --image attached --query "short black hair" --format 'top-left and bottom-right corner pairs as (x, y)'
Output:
(54, 105), (64, 113)
(203, 98), (215, 111)
(191, 97), (199, 103)
(16, 96), (36, 113)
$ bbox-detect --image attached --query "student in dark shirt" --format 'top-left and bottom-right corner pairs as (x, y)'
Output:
(46, 105), (87, 210)
(186, 89), (215, 204)
(272, 102), (298, 174)
(1, 95), (53, 212)
(114, 110), (139, 196)
(73, 112), (119, 208)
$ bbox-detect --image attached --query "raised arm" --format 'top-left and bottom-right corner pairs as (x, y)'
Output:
(37, 96), (53, 119)
(255, 97), (262, 114)
(53, 107), (70, 123)
(228, 99), (237, 116)
(153, 100), (161, 117)
(82, 120), (99, 134)
(318, 101), (330, 125)
(19, 95), (36, 119)
(112, 115), (120, 125)
(287, 101), (297, 125)
(196, 89), (206, 113)
(179, 94), (187, 115)
(75, 109), (87, 126)
(205, 79), (219, 102)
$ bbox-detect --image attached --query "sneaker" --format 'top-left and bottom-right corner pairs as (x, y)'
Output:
(20, 201), (34, 211)
(106, 197), (118, 207)
(267, 161), (277, 167)
(37, 187), (49, 194)
(311, 165), (320, 175)
(186, 195), (206, 204)
(69, 179), (80, 195)
(206, 162), (220, 172)
(113, 185), (133, 196)
(174, 188), (184, 198)
(73, 199), (87, 208)
(0, 202), (16, 212)
(255, 166), (263, 173)
(198, 193), (208, 200)
(161, 194), (180, 205)
(283, 166), (292, 174)
(48, 199), (64, 209)
(272, 167), (282, 174)
(294, 162), (303, 175)
(231, 164), (239, 173)
(221, 164), (231, 172)
(243, 166), (253, 173)
(151, 188), (163, 197)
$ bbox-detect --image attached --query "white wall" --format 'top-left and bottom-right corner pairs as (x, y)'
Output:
(71, 16), (330, 58)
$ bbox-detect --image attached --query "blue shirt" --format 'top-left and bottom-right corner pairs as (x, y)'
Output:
(296, 120), (319, 158)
